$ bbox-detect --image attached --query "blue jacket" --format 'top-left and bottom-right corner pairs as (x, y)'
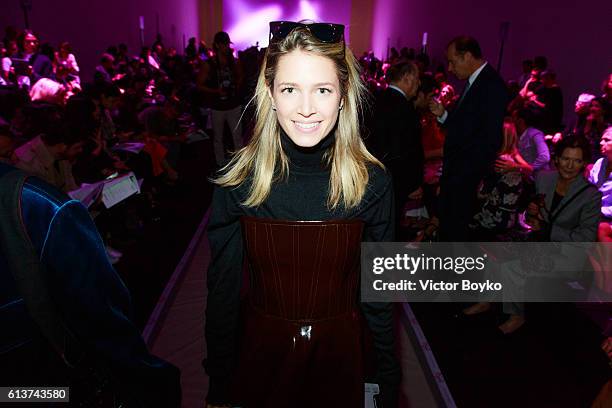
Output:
(0, 163), (179, 406)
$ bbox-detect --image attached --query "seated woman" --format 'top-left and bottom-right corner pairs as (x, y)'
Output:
(463, 121), (528, 330)
(470, 136), (601, 334)
(580, 97), (610, 161)
(510, 107), (550, 175)
(469, 120), (527, 241)
(527, 136), (601, 242)
(205, 21), (399, 408)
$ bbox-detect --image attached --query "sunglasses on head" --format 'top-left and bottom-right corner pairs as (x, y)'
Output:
(269, 21), (345, 45)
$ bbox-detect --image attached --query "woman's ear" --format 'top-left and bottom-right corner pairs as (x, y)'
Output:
(267, 86), (276, 111)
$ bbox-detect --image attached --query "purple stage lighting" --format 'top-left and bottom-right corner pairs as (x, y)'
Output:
(223, 0), (350, 51)
(371, 0), (394, 59)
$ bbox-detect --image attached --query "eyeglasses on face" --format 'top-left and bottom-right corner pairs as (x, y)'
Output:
(269, 21), (345, 45)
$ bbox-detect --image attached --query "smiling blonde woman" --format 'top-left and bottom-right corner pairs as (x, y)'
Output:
(204, 21), (400, 408)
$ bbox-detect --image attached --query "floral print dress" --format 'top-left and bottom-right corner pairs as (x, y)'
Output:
(471, 155), (524, 236)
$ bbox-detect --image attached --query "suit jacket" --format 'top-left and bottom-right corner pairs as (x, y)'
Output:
(371, 87), (423, 194)
(441, 64), (509, 187)
(535, 170), (601, 242)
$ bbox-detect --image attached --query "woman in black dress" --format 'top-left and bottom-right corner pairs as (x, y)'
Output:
(204, 21), (400, 407)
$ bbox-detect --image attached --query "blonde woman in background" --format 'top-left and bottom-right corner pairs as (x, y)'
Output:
(204, 21), (399, 408)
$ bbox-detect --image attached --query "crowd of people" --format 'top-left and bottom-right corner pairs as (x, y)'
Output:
(369, 38), (611, 338)
(0, 27), (268, 252)
(0, 20), (610, 407)
(362, 42), (611, 247)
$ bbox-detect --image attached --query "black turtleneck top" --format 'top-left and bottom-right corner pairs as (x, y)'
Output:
(204, 130), (398, 403)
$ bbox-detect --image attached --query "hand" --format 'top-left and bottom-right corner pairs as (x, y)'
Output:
(495, 157), (516, 173)
(552, 132), (562, 144)
(408, 187), (423, 200)
(428, 99), (445, 117)
(526, 218), (542, 231)
(525, 202), (543, 231)
(206, 404), (230, 408)
(526, 202), (542, 217)
(423, 222), (438, 240)
(112, 73), (126, 81)
(602, 337), (612, 360)
(167, 168), (179, 181)
(528, 92), (538, 102)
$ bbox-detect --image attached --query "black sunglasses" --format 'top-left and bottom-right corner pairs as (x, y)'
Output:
(269, 21), (345, 45)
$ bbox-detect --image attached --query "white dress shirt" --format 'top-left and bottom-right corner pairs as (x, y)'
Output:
(438, 61), (488, 124)
(388, 84), (408, 101)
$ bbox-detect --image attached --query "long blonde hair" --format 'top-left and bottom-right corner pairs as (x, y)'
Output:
(214, 26), (382, 210)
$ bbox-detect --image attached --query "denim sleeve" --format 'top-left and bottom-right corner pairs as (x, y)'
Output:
(40, 200), (180, 406)
(531, 132), (551, 172)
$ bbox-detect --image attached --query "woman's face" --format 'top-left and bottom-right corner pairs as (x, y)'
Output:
(600, 130), (612, 158)
(270, 49), (342, 147)
(590, 100), (603, 118)
(23, 33), (38, 54)
(556, 147), (585, 181)
(7, 41), (18, 56)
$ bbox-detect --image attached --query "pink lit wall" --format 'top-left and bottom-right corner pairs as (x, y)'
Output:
(221, 0), (351, 51)
(0, 0), (199, 82)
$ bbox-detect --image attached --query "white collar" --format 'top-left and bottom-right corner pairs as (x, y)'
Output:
(468, 61), (487, 87)
(388, 84), (408, 100)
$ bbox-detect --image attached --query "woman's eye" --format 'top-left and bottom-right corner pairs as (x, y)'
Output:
(281, 87), (294, 94)
(318, 88), (332, 94)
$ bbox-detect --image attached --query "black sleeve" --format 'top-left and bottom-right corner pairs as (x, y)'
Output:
(488, 80), (509, 151)
(476, 79), (508, 177)
(42, 200), (181, 407)
(374, 100), (424, 195)
(203, 185), (244, 405)
(403, 108), (424, 194)
(361, 174), (401, 408)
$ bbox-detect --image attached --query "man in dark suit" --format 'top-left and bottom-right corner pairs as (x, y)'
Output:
(371, 61), (423, 237)
(430, 36), (509, 241)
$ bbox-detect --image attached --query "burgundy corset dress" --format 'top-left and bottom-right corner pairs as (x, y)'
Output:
(233, 216), (365, 407)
